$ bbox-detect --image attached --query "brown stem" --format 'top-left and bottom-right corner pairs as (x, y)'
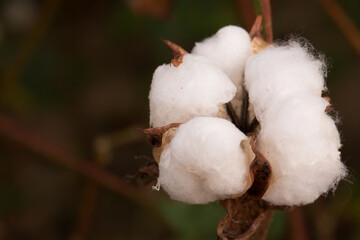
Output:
(317, 0), (360, 56)
(234, 0), (257, 31)
(0, 113), (153, 208)
(289, 207), (310, 240)
(260, 0), (273, 42)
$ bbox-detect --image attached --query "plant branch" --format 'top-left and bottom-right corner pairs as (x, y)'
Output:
(0, 113), (154, 209)
(234, 0), (257, 31)
(317, 0), (360, 56)
(289, 207), (310, 240)
(260, 0), (273, 43)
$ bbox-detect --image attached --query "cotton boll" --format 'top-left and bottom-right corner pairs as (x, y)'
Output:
(159, 117), (253, 204)
(192, 26), (252, 118)
(257, 94), (346, 205)
(245, 42), (326, 119)
(149, 54), (236, 127)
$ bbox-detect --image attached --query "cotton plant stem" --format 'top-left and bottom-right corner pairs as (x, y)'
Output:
(317, 0), (360, 56)
(289, 207), (310, 240)
(0, 113), (154, 209)
(260, 0), (273, 43)
(234, 0), (257, 31)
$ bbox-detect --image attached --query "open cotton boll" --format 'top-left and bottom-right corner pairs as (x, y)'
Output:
(159, 117), (252, 204)
(149, 54), (236, 127)
(256, 94), (346, 206)
(245, 42), (326, 119)
(192, 26), (252, 118)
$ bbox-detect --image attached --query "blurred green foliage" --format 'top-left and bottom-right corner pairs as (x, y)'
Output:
(0, 0), (359, 239)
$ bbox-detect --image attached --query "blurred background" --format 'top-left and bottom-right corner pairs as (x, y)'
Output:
(0, 0), (359, 239)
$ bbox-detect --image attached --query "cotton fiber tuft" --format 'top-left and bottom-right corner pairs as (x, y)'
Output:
(159, 117), (252, 204)
(149, 54), (236, 127)
(192, 26), (252, 117)
(245, 42), (326, 121)
(256, 93), (346, 205)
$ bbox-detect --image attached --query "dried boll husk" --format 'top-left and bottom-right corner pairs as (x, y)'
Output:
(149, 54), (236, 128)
(158, 117), (254, 204)
(152, 127), (177, 164)
(142, 123), (180, 163)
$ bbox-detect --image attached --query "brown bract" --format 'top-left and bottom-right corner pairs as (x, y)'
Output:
(325, 105), (334, 113)
(161, 39), (189, 67)
(142, 123), (181, 163)
(249, 16), (270, 54)
(142, 123), (181, 147)
(246, 137), (272, 200)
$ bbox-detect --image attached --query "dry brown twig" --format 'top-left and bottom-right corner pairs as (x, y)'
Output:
(260, 0), (273, 43)
(234, 0), (257, 31)
(0, 113), (154, 209)
(317, 0), (360, 56)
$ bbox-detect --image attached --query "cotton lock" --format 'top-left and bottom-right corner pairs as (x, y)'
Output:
(245, 42), (326, 122)
(149, 54), (236, 128)
(159, 117), (252, 204)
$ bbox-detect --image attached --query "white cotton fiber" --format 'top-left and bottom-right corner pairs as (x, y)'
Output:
(159, 117), (252, 204)
(149, 54), (236, 127)
(256, 93), (346, 205)
(192, 25), (252, 86)
(245, 42), (326, 121)
(192, 26), (252, 117)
